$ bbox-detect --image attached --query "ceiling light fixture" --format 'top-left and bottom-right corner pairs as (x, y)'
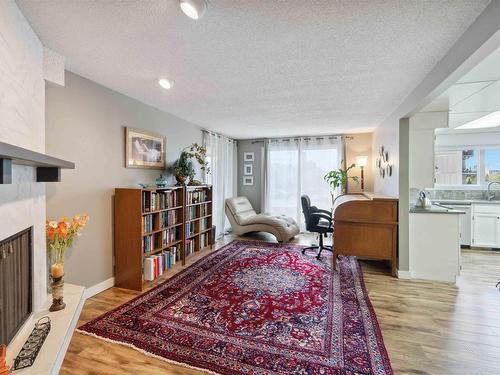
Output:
(158, 78), (174, 90)
(456, 111), (500, 129)
(179, 0), (207, 20)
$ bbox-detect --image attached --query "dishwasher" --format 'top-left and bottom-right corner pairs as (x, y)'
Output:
(445, 204), (471, 247)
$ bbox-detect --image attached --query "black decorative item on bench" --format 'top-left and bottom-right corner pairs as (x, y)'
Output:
(13, 316), (51, 370)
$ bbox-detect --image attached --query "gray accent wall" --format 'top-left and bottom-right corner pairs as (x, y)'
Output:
(237, 140), (264, 213)
(46, 72), (202, 288)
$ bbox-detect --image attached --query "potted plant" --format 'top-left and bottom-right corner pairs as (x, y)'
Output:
(46, 214), (89, 311)
(173, 143), (210, 185)
(324, 163), (359, 203)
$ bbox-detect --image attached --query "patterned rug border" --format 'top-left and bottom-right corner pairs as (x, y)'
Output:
(77, 239), (393, 375)
(348, 257), (393, 374)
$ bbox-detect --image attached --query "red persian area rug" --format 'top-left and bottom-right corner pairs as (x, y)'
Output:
(77, 240), (393, 375)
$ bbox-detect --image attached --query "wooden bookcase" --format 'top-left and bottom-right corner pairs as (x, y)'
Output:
(185, 186), (213, 257)
(114, 185), (213, 291)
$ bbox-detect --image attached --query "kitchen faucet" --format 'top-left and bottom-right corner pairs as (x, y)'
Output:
(487, 181), (500, 201)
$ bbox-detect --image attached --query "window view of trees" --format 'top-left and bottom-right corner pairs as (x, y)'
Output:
(435, 148), (500, 186)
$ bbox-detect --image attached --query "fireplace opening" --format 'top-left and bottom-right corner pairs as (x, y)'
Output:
(0, 227), (32, 346)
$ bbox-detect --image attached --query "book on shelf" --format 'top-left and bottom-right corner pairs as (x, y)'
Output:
(161, 228), (178, 245)
(200, 233), (209, 248)
(142, 214), (154, 233)
(159, 210), (177, 227)
(143, 234), (155, 253)
(185, 239), (194, 256)
(143, 247), (178, 281)
(199, 204), (209, 216)
(142, 189), (180, 212)
(185, 222), (195, 237)
(201, 218), (209, 231)
(187, 189), (208, 205)
(187, 206), (197, 220)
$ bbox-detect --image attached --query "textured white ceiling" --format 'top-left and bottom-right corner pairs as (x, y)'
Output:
(17, 0), (490, 139)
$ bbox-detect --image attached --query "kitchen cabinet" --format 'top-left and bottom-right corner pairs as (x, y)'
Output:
(472, 204), (500, 248)
(409, 211), (461, 282)
(445, 204), (471, 246)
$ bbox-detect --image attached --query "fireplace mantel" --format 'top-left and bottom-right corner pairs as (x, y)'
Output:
(0, 141), (74, 184)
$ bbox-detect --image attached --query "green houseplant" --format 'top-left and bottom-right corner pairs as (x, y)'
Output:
(173, 143), (210, 185)
(324, 163), (359, 198)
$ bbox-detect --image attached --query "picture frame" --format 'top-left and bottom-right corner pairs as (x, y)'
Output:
(244, 152), (255, 162)
(243, 176), (254, 186)
(125, 127), (166, 169)
(244, 164), (253, 175)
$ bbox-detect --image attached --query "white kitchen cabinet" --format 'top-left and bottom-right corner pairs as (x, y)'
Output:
(409, 212), (461, 282)
(472, 204), (500, 248)
(445, 204), (471, 246)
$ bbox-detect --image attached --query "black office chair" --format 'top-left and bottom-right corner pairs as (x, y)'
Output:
(301, 195), (333, 259)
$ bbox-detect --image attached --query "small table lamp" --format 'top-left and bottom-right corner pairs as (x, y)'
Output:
(356, 156), (368, 190)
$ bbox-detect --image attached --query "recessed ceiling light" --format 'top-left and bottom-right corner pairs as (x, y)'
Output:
(179, 0), (207, 20)
(158, 78), (174, 90)
(456, 111), (500, 129)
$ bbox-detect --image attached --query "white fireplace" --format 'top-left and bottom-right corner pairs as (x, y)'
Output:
(0, 2), (49, 313)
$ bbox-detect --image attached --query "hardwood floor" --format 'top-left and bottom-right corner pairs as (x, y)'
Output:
(61, 234), (500, 375)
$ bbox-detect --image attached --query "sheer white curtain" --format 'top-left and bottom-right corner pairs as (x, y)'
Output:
(203, 131), (237, 237)
(264, 136), (343, 230)
(265, 138), (300, 221)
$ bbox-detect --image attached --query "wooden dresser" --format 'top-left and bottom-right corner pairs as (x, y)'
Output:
(332, 192), (398, 275)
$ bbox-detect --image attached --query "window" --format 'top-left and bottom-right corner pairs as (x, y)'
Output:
(484, 149), (500, 183)
(435, 148), (500, 186)
(265, 137), (342, 229)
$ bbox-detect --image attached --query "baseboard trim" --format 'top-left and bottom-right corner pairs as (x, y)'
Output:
(84, 277), (115, 299)
(397, 270), (412, 279)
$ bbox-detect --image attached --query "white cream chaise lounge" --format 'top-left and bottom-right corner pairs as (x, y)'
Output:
(225, 197), (300, 242)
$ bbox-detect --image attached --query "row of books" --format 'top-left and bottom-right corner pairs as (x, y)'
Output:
(185, 240), (195, 257)
(200, 218), (210, 231)
(186, 206), (197, 220)
(185, 222), (195, 237)
(160, 228), (178, 246)
(187, 189), (208, 205)
(159, 210), (178, 227)
(199, 204), (210, 216)
(142, 190), (180, 212)
(200, 233), (209, 248)
(143, 247), (178, 281)
(143, 228), (179, 253)
(142, 214), (155, 233)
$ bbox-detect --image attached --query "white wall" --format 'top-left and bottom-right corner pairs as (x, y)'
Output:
(409, 112), (448, 189)
(0, 0), (47, 311)
(46, 72), (202, 288)
(345, 133), (373, 192)
(372, 118), (400, 197)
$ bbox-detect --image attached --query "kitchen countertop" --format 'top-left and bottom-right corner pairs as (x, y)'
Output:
(433, 199), (500, 205)
(410, 203), (465, 214)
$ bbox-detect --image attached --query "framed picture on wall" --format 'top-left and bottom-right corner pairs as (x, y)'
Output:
(244, 164), (253, 175)
(244, 152), (255, 162)
(243, 176), (254, 186)
(125, 127), (166, 169)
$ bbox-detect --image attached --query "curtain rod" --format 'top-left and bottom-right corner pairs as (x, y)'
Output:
(260, 135), (343, 142)
(202, 129), (236, 142)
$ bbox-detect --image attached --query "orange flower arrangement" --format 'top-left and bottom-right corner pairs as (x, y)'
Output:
(46, 214), (89, 276)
